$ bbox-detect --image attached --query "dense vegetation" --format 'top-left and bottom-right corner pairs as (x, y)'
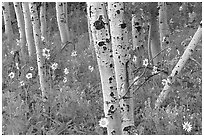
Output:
(2, 2), (202, 135)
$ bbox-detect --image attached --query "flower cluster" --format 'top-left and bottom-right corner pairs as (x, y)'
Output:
(51, 63), (58, 70)
(143, 59), (148, 67)
(42, 48), (50, 59)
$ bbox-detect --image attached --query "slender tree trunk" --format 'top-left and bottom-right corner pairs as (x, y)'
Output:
(40, 2), (48, 44)
(149, 2), (161, 65)
(158, 2), (169, 49)
(147, 23), (153, 64)
(63, 2), (70, 41)
(13, 2), (28, 63)
(132, 14), (144, 67)
(86, 5), (95, 58)
(87, 2), (122, 134)
(22, 2), (36, 61)
(108, 2), (134, 134)
(29, 2), (49, 105)
(155, 22), (202, 109)
(2, 2), (15, 51)
(56, 2), (69, 44)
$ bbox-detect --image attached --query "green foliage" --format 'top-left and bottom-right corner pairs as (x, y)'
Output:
(2, 2), (201, 135)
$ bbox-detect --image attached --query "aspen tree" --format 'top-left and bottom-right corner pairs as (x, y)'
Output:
(87, 5), (95, 58)
(132, 14), (144, 67)
(56, 2), (69, 44)
(13, 2), (28, 63)
(29, 2), (49, 104)
(155, 22), (202, 109)
(40, 2), (48, 43)
(108, 2), (134, 134)
(87, 2), (122, 134)
(149, 2), (161, 65)
(22, 2), (36, 60)
(2, 2), (14, 51)
(158, 2), (169, 50)
(63, 2), (70, 41)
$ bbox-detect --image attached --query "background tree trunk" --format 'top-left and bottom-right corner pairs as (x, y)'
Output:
(13, 2), (28, 63)
(2, 2), (15, 51)
(132, 14), (144, 67)
(22, 2), (36, 61)
(108, 2), (134, 134)
(87, 2), (122, 134)
(149, 2), (161, 65)
(56, 2), (69, 44)
(29, 2), (49, 105)
(158, 2), (169, 50)
(155, 22), (202, 108)
(40, 2), (48, 44)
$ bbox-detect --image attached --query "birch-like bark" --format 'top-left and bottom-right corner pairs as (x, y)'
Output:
(108, 2), (134, 134)
(63, 2), (70, 41)
(13, 2), (28, 63)
(40, 2), (48, 43)
(87, 2), (122, 134)
(158, 2), (169, 50)
(87, 5), (95, 58)
(132, 14), (144, 67)
(2, 2), (15, 51)
(155, 22), (202, 109)
(22, 2), (36, 60)
(29, 2), (49, 104)
(149, 2), (161, 65)
(56, 2), (69, 44)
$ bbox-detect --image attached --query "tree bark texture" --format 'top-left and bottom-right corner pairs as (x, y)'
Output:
(87, 2), (122, 135)
(22, 2), (36, 61)
(149, 2), (161, 65)
(56, 2), (69, 44)
(29, 2), (49, 104)
(2, 2), (15, 51)
(13, 2), (28, 63)
(108, 2), (134, 134)
(155, 22), (202, 109)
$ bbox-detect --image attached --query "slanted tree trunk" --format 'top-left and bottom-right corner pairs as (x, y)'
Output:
(29, 2), (49, 105)
(56, 2), (69, 44)
(22, 2), (36, 61)
(155, 22), (202, 109)
(13, 2), (28, 63)
(158, 2), (169, 50)
(132, 14), (144, 67)
(40, 2), (48, 44)
(2, 2), (15, 51)
(108, 2), (134, 134)
(87, 2), (122, 134)
(149, 2), (161, 65)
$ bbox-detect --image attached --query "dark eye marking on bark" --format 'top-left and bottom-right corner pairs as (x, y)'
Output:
(94, 15), (105, 30)
(98, 41), (105, 47)
(120, 23), (126, 29)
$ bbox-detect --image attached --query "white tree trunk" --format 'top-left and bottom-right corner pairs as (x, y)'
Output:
(132, 14), (144, 67)
(22, 2), (36, 61)
(13, 2), (28, 63)
(2, 2), (14, 51)
(158, 2), (169, 50)
(87, 2), (122, 135)
(40, 2), (48, 44)
(149, 2), (161, 65)
(29, 2), (49, 104)
(155, 22), (202, 108)
(56, 2), (69, 44)
(108, 2), (134, 134)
